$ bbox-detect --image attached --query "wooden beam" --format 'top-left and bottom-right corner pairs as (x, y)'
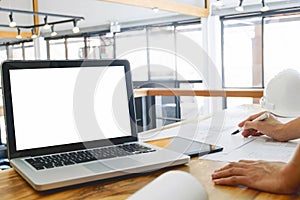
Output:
(32, 0), (39, 34)
(0, 31), (31, 38)
(100, 0), (209, 18)
(134, 88), (264, 98)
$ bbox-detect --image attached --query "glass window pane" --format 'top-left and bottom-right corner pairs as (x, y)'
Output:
(24, 42), (35, 60)
(100, 35), (114, 59)
(11, 44), (23, 60)
(67, 38), (84, 59)
(175, 24), (205, 117)
(264, 14), (300, 84)
(49, 39), (66, 60)
(0, 47), (6, 88)
(176, 23), (203, 45)
(116, 29), (148, 81)
(86, 36), (101, 59)
(148, 26), (176, 81)
(176, 23), (203, 81)
(223, 17), (263, 88)
(0, 46), (7, 63)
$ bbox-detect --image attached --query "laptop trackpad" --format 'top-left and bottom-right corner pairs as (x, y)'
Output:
(102, 157), (143, 170)
(83, 162), (113, 173)
(83, 158), (143, 173)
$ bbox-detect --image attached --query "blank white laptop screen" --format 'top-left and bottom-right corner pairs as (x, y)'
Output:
(9, 66), (131, 151)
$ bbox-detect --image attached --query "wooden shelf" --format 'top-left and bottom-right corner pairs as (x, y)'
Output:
(134, 88), (264, 98)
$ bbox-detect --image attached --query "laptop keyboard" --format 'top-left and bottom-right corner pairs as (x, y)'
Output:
(25, 143), (156, 170)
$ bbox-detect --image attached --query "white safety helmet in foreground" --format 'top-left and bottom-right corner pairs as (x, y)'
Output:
(260, 69), (300, 117)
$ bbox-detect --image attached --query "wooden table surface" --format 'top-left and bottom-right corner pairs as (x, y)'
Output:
(0, 137), (299, 200)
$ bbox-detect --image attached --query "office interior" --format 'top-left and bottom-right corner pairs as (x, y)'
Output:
(0, 0), (298, 160)
(0, 0), (300, 197)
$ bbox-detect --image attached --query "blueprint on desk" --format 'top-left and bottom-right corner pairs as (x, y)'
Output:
(139, 104), (261, 151)
(139, 104), (298, 163)
(201, 136), (299, 163)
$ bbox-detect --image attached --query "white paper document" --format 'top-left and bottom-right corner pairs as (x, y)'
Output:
(139, 104), (299, 163)
(202, 136), (299, 163)
(139, 104), (261, 152)
(128, 171), (208, 200)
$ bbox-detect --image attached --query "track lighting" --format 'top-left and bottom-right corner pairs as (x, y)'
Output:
(261, 0), (269, 12)
(31, 28), (37, 39)
(0, 7), (84, 38)
(235, 0), (244, 12)
(43, 16), (51, 30)
(50, 26), (57, 36)
(215, 0), (223, 7)
(152, 7), (159, 13)
(16, 28), (22, 39)
(9, 12), (16, 27)
(72, 19), (80, 33)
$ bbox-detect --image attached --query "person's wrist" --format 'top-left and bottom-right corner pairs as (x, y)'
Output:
(280, 162), (300, 194)
(274, 123), (288, 141)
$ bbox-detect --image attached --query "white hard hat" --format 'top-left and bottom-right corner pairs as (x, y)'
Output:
(260, 69), (300, 117)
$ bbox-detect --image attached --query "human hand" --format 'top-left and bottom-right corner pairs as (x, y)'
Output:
(238, 111), (286, 141)
(211, 160), (299, 194)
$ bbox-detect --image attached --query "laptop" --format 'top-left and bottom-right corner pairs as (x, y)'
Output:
(1, 60), (189, 191)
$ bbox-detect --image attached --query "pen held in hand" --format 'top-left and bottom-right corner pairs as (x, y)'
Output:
(231, 112), (270, 135)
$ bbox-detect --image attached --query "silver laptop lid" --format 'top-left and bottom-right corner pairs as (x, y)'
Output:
(2, 60), (138, 159)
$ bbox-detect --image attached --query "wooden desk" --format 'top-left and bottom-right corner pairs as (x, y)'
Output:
(0, 137), (299, 200)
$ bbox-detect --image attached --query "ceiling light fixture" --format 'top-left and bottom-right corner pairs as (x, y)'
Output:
(31, 28), (37, 39)
(9, 12), (16, 27)
(72, 19), (80, 33)
(215, 0), (223, 7)
(261, 0), (269, 12)
(152, 7), (159, 13)
(43, 16), (51, 30)
(110, 21), (121, 33)
(0, 7), (84, 38)
(235, 0), (244, 12)
(50, 26), (57, 36)
(16, 28), (22, 39)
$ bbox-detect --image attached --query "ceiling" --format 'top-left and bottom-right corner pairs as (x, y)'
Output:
(0, 0), (299, 43)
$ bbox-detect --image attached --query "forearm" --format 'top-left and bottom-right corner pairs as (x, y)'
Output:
(279, 117), (300, 141)
(281, 144), (300, 192)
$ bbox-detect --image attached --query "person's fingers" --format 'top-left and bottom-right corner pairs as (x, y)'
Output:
(213, 176), (249, 186)
(214, 162), (249, 172)
(214, 162), (235, 172)
(244, 121), (259, 130)
(250, 132), (263, 137)
(238, 160), (257, 163)
(212, 167), (247, 179)
(242, 129), (259, 137)
(238, 111), (266, 127)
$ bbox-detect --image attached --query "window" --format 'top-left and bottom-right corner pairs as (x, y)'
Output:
(67, 37), (85, 59)
(148, 26), (176, 81)
(99, 35), (114, 59)
(223, 17), (263, 88)
(49, 39), (66, 60)
(264, 14), (300, 84)
(86, 36), (101, 59)
(176, 23), (203, 81)
(175, 23), (205, 120)
(23, 42), (35, 60)
(0, 46), (7, 63)
(222, 10), (300, 108)
(116, 29), (148, 81)
(11, 43), (23, 60)
(222, 17), (263, 107)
